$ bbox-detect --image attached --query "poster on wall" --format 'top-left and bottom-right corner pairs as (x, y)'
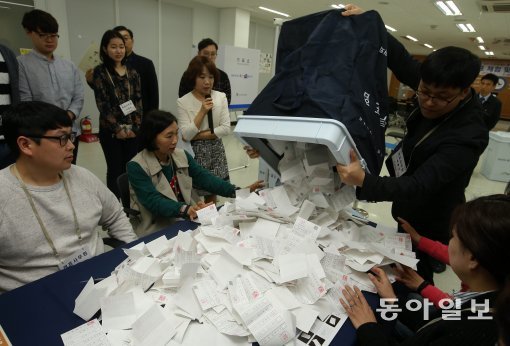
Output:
(216, 45), (260, 109)
(480, 63), (510, 78)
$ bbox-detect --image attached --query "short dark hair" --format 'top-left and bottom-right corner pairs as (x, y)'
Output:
(421, 46), (481, 89)
(113, 25), (133, 39)
(183, 56), (219, 89)
(3, 101), (72, 158)
(198, 38), (218, 52)
(450, 194), (510, 286)
(139, 110), (178, 151)
(22, 9), (58, 33)
(481, 73), (499, 85)
(99, 30), (126, 70)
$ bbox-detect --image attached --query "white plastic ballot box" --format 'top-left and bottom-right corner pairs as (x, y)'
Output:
(234, 116), (365, 185)
(481, 131), (510, 182)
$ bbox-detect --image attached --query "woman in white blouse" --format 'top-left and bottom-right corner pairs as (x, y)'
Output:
(177, 56), (231, 203)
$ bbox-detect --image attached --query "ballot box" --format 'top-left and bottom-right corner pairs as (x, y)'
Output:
(234, 115), (366, 187)
(481, 131), (510, 182)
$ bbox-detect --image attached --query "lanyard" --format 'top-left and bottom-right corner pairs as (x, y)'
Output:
(105, 66), (131, 101)
(404, 92), (472, 166)
(12, 165), (82, 262)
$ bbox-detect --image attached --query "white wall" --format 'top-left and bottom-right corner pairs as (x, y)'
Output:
(249, 20), (275, 92)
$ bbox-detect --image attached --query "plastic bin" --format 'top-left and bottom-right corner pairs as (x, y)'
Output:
(234, 115), (364, 179)
(481, 131), (510, 182)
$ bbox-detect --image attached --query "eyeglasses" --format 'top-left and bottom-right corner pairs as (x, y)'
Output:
(415, 89), (462, 106)
(36, 32), (60, 40)
(201, 52), (217, 58)
(27, 133), (76, 147)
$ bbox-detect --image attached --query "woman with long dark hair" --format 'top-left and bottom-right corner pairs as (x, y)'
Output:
(90, 30), (142, 197)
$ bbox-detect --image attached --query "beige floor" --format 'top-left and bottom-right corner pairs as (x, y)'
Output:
(78, 120), (509, 294)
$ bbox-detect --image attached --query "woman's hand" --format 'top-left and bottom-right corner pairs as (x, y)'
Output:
(85, 68), (93, 83)
(200, 97), (214, 115)
(395, 265), (425, 291)
(397, 217), (422, 245)
(341, 4), (365, 16)
(187, 201), (215, 220)
(336, 149), (366, 186)
(368, 267), (396, 299)
(247, 180), (265, 192)
(126, 130), (136, 138)
(339, 285), (377, 329)
(115, 130), (128, 139)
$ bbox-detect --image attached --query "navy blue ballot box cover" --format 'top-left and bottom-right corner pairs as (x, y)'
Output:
(246, 10), (389, 174)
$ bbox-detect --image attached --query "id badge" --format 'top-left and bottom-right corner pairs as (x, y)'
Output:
(119, 100), (136, 115)
(391, 147), (407, 177)
(58, 245), (92, 270)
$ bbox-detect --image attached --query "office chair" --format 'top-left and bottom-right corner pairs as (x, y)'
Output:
(116, 173), (141, 218)
(101, 173), (140, 249)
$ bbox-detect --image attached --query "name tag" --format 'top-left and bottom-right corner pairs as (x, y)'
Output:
(119, 100), (136, 116)
(58, 246), (92, 270)
(391, 147), (407, 177)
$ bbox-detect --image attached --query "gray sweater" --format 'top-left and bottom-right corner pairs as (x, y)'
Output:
(0, 165), (137, 293)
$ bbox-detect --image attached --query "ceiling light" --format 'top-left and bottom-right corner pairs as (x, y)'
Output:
(424, 43), (433, 49)
(485, 51), (494, 56)
(456, 23), (475, 33)
(435, 1), (462, 16)
(259, 6), (290, 17)
(476, 36), (484, 43)
(478, 45), (486, 51)
(331, 4), (345, 9)
(0, 1), (33, 7)
(385, 25), (397, 32)
(406, 35), (418, 42)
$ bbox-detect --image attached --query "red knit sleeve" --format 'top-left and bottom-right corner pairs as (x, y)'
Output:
(417, 237), (450, 264)
(421, 284), (452, 308)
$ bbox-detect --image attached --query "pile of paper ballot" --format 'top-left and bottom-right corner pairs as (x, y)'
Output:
(62, 143), (420, 346)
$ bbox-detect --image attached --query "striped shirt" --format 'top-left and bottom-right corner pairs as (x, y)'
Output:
(0, 51), (12, 139)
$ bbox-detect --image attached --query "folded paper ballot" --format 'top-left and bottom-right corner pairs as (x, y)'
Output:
(67, 141), (420, 346)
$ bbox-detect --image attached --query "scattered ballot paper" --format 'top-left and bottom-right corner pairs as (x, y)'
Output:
(61, 319), (109, 346)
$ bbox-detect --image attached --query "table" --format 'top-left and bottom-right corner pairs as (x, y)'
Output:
(0, 220), (379, 346)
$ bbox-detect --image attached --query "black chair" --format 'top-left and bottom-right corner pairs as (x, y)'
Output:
(116, 172), (140, 218)
(102, 173), (140, 249)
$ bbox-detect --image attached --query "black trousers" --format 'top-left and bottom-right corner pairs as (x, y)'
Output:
(72, 138), (79, 165)
(99, 131), (138, 198)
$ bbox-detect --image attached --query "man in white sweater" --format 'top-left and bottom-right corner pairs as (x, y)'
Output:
(0, 101), (137, 293)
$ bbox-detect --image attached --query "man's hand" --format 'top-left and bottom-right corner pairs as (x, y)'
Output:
(247, 180), (265, 192)
(368, 267), (396, 299)
(126, 130), (136, 139)
(395, 265), (426, 291)
(341, 4), (365, 16)
(339, 285), (377, 329)
(336, 149), (366, 186)
(243, 146), (260, 159)
(397, 217), (422, 245)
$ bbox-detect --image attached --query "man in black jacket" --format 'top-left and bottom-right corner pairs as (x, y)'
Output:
(178, 38), (231, 105)
(114, 26), (159, 114)
(337, 12), (488, 283)
(478, 73), (502, 130)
